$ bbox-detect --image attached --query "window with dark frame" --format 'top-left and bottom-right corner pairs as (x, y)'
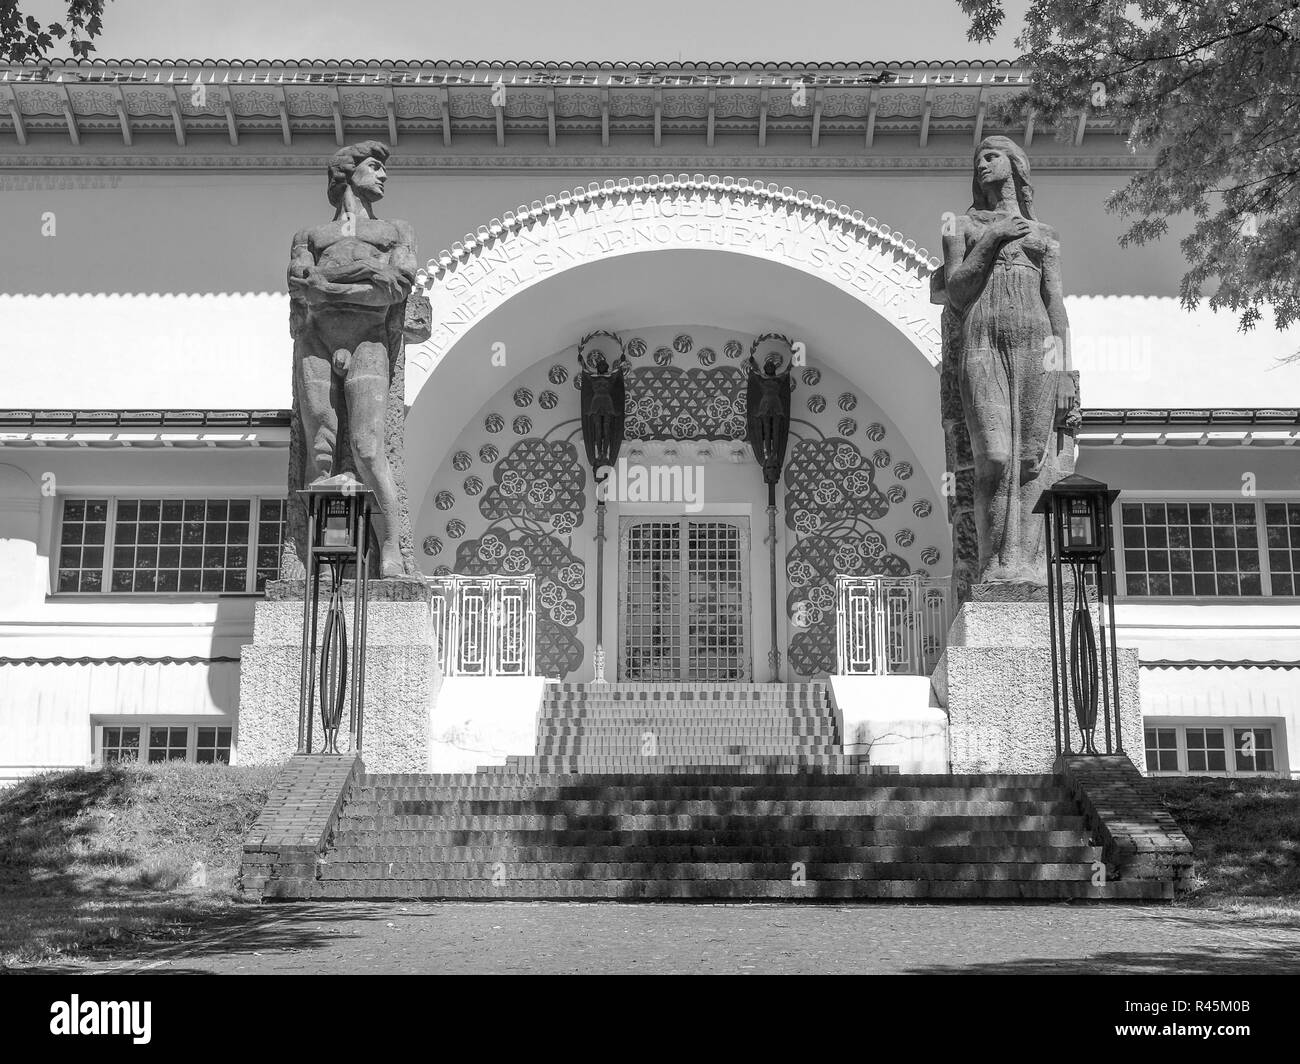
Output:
(57, 497), (287, 594)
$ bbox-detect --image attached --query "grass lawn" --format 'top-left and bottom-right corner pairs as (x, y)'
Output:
(1151, 776), (1300, 922)
(0, 762), (277, 970)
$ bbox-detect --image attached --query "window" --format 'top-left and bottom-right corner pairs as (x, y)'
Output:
(1264, 503), (1300, 597)
(1143, 723), (1280, 776)
(1119, 499), (1300, 597)
(1185, 727), (1227, 772)
(147, 726), (188, 762)
(1233, 727), (1276, 773)
(95, 723), (234, 766)
(101, 726), (141, 764)
(57, 499), (109, 592)
(195, 727), (233, 764)
(1145, 727), (1179, 772)
(57, 497), (286, 594)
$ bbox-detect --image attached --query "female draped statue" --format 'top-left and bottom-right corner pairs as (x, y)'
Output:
(935, 135), (1081, 589)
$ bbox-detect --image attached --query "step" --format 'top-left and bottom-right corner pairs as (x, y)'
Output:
(343, 796), (1076, 811)
(361, 773), (1062, 788)
(318, 861), (1106, 882)
(328, 834), (1097, 860)
(353, 785), (1066, 801)
(266, 880), (1171, 901)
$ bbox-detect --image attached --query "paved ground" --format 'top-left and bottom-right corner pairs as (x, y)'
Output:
(65, 902), (1300, 975)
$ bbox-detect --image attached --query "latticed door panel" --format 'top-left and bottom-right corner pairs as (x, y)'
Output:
(620, 517), (750, 681)
(686, 522), (747, 680)
(622, 521), (683, 680)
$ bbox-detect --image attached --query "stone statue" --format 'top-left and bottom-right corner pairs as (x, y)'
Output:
(577, 331), (628, 475)
(745, 335), (795, 487)
(284, 141), (430, 579)
(932, 136), (1081, 593)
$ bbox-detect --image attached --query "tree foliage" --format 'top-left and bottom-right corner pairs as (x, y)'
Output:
(1, 1), (110, 63)
(958, 0), (1300, 334)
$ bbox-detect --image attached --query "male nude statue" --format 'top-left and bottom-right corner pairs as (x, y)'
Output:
(288, 141), (416, 577)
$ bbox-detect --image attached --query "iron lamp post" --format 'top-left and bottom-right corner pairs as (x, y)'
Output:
(1033, 474), (1122, 757)
(297, 480), (377, 757)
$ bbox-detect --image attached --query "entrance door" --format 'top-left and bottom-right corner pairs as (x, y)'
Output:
(618, 516), (750, 681)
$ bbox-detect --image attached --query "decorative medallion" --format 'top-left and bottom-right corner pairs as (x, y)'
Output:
(807, 394), (826, 413)
(479, 443), (499, 464)
(421, 535), (443, 557)
(452, 451), (472, 471)
(512, 415), (532, 435)
(548, 364), (569, 385)
(435, 490), (455, 510)
(484, 412), (505, 433)
(513, 387), (534, 407)
(837, 417), (857, 436)
(894, 461), (914, 480)
(538, 390), (559, 410)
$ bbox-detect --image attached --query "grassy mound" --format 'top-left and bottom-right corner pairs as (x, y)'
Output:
(0, 762), (278, 968)
(1152, 776), (1300, 917)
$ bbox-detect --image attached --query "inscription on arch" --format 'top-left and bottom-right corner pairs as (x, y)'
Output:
(407, 176), (942, 401)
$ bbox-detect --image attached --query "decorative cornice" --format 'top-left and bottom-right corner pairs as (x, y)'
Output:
(0, 153), (1154, 175)
(0, 409), (289, 427)
(10, 58), (1028, 76)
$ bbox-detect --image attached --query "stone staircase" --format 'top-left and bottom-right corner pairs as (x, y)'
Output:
(502, 681), (864, 774)
(276, 683), (1174, 901)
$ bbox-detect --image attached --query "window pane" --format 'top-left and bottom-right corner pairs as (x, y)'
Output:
(254, 499), (288, 592)
(1234, 728), (1276, 773)
(101, 499), (257, 596)
(56, 499), (109, 592)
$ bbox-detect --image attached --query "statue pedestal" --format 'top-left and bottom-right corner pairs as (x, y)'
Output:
(237, 578), (441, 774)
(931, 585), (1143, 774)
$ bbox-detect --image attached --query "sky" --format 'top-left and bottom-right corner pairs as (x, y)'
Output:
(28, 0), (1032, 62)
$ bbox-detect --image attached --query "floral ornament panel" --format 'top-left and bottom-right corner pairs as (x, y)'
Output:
(784, 438), (890, 528)
(623, 365), (747, 441)
(455, 527), (586, 679)
(479, 438), (587, 530)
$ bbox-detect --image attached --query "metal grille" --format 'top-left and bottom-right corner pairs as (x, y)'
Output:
(621, 518), (749, 680)
(623, 522), (682, 680)
(686, 522), (746, 680)
(431, 574), (536, 677)
(835, 575), (951, 676)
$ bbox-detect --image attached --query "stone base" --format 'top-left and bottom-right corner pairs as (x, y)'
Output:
(933, 594), (1143, 774)
(237, 581), (441, 774)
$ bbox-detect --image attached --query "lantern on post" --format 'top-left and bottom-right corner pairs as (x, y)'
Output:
(578, 330), (627, 683)
(297, 478), (377, 757)
(1033, 474), (1122, 757)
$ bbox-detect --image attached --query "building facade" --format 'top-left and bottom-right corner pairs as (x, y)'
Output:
(1, 58), (1297, 781)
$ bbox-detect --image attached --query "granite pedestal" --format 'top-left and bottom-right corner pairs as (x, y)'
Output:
(931, 584), (1142, 773)
(237, 577), (442, 773)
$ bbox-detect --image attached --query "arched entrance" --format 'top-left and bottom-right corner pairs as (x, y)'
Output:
(404, 176), (949, 681)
